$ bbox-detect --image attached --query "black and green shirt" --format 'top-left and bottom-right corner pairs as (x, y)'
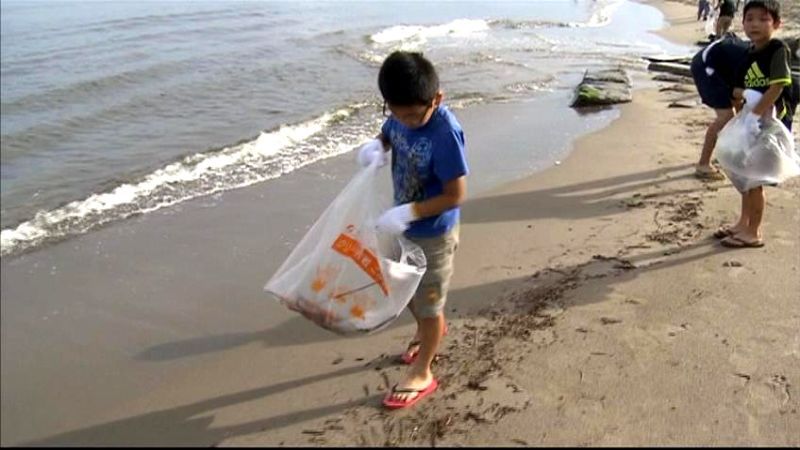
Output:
(735, 38), (793, 124)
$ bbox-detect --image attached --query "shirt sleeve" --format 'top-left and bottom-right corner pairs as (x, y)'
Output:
(432, 129), (468, 184)
(769, 44), (792, 86)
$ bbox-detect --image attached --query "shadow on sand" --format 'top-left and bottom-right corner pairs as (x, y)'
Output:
(33, 164), (728, 446)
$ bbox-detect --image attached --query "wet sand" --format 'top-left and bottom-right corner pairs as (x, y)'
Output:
(2, 0), (798, 446)
(0, 86), (617, 446)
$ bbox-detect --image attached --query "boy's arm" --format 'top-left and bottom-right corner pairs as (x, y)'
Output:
(751, 84), (785, 117)
(751, 42), (793, 117)
(410, 176), (466, 219)
(375, 175), (466, 235)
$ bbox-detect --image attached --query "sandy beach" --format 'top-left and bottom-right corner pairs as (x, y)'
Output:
(2, 0), (798, 446)
(227, 1), (799, 445)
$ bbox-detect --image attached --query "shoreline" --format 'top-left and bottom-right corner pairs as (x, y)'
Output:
(0, 0), (681, 260)
(2, 0), (798, 446)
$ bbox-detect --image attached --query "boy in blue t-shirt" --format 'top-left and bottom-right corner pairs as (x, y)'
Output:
(356, 51), (469, 409)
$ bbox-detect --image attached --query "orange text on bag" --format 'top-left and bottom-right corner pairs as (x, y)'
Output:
(331, 232), (389, 296)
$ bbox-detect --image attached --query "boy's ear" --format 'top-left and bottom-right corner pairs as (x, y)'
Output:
(434, 90), (444, 106)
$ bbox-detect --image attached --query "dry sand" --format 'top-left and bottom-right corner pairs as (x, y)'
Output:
(661, 0), (799, 40)
(5, 0), (798, 447)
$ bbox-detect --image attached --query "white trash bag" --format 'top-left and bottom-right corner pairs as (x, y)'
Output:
(264, 159), (426, 336)
(715, 91), (800, 192)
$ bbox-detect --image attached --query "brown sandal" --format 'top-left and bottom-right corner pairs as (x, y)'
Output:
(712, 227), (735, 239)
(720, 236), (765, 248)
(695, 166), (726, 181)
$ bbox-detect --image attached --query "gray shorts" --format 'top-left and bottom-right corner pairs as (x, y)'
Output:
(406, 225), (459, 319)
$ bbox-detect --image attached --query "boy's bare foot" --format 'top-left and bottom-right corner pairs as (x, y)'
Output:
(384, 372), (435, 405)
(398, 339), (422, 364)
(397, 324), (448, 364)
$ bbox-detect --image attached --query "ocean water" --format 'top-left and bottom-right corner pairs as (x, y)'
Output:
(0, 0), (688, 257)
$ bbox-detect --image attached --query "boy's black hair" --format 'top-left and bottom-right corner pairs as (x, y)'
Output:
(743, 0), (781, 22)
(378, 51), (439, 107)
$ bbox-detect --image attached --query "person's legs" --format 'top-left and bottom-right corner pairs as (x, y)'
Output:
(696, 108), (733, 178)
(740, 186), (764, 241)
(399, 300), (448, 363)
(732, 190), (750, 232)
(716, 190), (749, 237)
(386, 227), (458, 406)
(716, 15), (732, 37)
(721, 187), (765, 247)
(392, 312), (444, 399)
(401, 305), (422, 355)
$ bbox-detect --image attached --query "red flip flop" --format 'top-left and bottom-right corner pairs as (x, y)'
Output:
(398, 340), (421, 364)
(382, 378), (439, 410)
(398, 324), (449, 365)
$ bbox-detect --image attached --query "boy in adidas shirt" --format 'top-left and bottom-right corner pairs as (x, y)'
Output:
(716, 0), (792, 249)
(733, 0), (793, 130)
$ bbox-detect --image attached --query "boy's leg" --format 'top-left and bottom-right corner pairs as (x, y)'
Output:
(399, 306), (448, 363)
(722, 187), (765, 247)
(715, 16), (730, 37)
(717, 189), (749, 237)
(722, 16), (733, 35)
(714, 192), (750, 232)
(697, 108), (733, 178)
(740, 187), (764, 242)
(387, 226), (458, 405)
(409, 313), (445, 378)
(733, 190), (750, 231)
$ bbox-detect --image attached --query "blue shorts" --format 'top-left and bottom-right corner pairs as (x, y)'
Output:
(691, 53), (733, 110)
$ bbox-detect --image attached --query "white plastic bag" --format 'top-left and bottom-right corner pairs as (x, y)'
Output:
(716, 104), (800, 192)
(264, 160), (426, 336)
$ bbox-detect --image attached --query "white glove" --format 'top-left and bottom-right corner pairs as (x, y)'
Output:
(356, 138), (387, 168)
(743, 111), (761, 136)
(376, 203), (417, 235)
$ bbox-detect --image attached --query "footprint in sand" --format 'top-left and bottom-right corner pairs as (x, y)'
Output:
(745, 374), (792, 415)
(664, 323), (689, 338)
(770, 229), (797, 248)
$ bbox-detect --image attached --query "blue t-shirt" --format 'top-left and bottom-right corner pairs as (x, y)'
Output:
(381, 105), (469, 238)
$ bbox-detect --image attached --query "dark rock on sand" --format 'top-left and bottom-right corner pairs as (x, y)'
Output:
(571, 68), (632, 107)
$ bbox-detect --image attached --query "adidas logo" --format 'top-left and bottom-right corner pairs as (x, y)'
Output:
(745, 62), (770, 87)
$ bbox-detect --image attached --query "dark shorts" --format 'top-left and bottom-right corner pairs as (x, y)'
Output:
(785, 79), (799, 131)
(690, 53), (733, 109)
(719, 5), (735, 17)
(781, 115), (794, 132)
